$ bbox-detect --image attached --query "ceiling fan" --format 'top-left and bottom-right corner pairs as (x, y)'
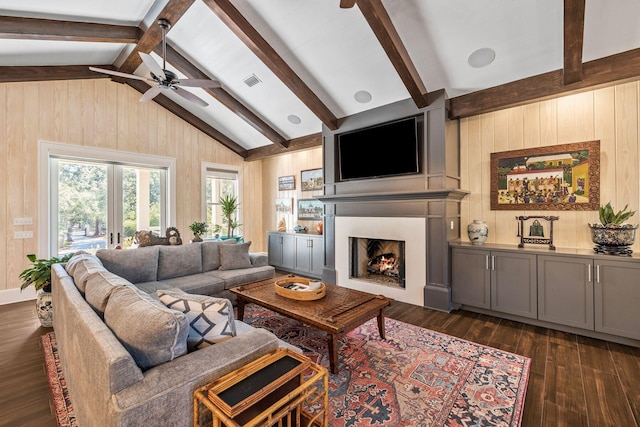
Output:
(89, 19), (220, 107)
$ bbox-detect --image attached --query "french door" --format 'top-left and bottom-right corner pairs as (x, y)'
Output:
(41, 142), (175, 257)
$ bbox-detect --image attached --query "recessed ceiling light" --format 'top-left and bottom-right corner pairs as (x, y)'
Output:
(354, 90), (372, 103)
(468, 48), (496, 68)
(287, 114), (302, 125)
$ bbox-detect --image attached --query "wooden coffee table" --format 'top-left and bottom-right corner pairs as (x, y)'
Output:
(231, 279), (392, 374)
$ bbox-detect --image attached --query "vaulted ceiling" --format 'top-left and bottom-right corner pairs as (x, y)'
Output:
(1, 0), (640, 160)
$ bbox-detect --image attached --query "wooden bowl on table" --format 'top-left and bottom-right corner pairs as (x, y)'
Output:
(274, 277), (326, 301)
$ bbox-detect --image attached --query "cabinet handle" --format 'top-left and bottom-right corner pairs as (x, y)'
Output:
(491, 255), (495, 271)
(596, 265), (600, 283)
(485, 255), (489, 270)
(587, 264), (592, 282)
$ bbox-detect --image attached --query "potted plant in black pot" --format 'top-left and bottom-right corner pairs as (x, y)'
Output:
(19, 253), (74, 327)
(589, 202), (638, 255)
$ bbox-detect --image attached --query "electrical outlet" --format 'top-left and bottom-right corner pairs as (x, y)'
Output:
(14, 231), (33, 239)
(13, 217), (33, 225)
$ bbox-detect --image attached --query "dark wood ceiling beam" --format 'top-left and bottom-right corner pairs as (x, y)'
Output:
(126, 79), (247, 158)
(449, 47), (640, 119)
(156, 44), (289, 148)
(340, 0), (357, 8)
(355, 0), (429, 108)
(118, 0), (195, 74)
(0, 16), (141, 43)
(0, 65), (114, 83)
(202, 0), (339, 130)
(563, 0), (586, 85)
(244, 133), (322, 162)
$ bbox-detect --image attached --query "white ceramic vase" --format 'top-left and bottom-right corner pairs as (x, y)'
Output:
(467, 220), (488, 245)
(36, 289), (53, 327)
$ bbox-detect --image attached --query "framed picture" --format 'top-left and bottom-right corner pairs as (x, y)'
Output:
(275, 198), (293, 214)
(490, 140), (600, 210)
(278, 175), (295, 191)
(297, 198), (323, 220)
(300, 168), (323, 191)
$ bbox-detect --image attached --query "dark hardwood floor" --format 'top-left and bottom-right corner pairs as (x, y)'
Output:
(2, 297), (639, 426)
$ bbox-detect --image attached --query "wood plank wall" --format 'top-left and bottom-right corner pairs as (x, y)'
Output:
(460, 81), (640, 252)
(0, 79), (261, 292)
(261, 148), (324, 236)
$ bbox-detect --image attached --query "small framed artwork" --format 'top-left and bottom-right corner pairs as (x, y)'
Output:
(301, 168), (323, 191)
(490, 140), (600, 211)
(297, 199), (323, 220)
(278, 175), (295, 191)
(275, 198), (293, 214)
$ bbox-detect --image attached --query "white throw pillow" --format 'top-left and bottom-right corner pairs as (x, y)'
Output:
(157, 290), (237, 350)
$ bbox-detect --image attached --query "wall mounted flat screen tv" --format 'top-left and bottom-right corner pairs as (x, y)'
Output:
(337, 116), (420, 181)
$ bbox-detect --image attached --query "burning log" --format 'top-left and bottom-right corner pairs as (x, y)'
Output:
(367, 253), (399, 277)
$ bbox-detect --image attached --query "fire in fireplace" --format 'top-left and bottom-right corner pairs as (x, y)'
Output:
(349, 237), (405, 288)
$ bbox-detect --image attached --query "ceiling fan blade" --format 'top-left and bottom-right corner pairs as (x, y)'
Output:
(139, 52), (166, 81)
(139, 85), (163, 103)
(174, 86), (209, 107)
(174, 79), (221, 89)
(89, 66), (152, 82)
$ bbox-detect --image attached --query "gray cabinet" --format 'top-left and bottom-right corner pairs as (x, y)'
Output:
(538, 255), (594, 330)
(451, 248), (537, 319)
(267, 232), (324, 279)
(595, 259), (640, 340)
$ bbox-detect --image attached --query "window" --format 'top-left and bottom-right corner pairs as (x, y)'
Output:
(202, 163), (241, 238)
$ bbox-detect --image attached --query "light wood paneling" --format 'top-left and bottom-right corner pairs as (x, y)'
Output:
(460, 80), (640, 252)
(0, 79), (252, 292)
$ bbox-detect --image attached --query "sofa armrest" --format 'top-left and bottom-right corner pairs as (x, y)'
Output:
(111, 328), (279, 426)
(249, 252), (268, 267)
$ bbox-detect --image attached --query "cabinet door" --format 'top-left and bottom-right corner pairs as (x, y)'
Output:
(294, 236), (311, 272)
(538, 255), (594, 329)
(451, 248), (491, 309)
(267, 233), (283, 267)
(491, 252), (537, 319)
(309, 236), (324, 277)
(281, 234), (295, 269)
(595, 259), (640, 340)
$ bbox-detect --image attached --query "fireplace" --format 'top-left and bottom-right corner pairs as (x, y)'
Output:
(350, 237), (405, 288)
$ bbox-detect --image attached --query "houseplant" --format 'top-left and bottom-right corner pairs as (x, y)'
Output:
(189, 221), (208, 242)
(589, 202), (638, 255)
(213, 194), (242, 240)
(19, 252), (74, 327)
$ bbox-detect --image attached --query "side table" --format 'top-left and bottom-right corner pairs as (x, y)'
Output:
(194, 349), (328, 427)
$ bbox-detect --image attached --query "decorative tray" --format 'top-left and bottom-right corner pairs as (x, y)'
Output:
(274, 277), (326, 301)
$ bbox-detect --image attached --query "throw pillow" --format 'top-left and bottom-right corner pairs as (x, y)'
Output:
(157, 290), (237, 350)
(218, 241), (252, 271)
(104, 286), (188, 370)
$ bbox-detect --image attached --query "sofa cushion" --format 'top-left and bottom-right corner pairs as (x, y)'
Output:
(157, 244), (203, 280)
(104, 285), (188, 370)
(160, 273), (226, 296)
(157, 290), (237, 350)
(205, 265), (275, 288)
(201, 240), (236, 272)
(96, 247), (159, 284)
(133, 281), (185, 299)
(84, 270), (132, 316)
(218, 241), (252, 271)
(65, 252), (107, 293)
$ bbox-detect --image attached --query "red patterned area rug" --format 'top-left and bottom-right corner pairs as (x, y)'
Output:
(41, 332), (78, 427)
(243, 305), (531, 427)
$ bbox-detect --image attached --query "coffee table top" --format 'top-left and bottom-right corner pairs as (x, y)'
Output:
(231, 279), (392, 334)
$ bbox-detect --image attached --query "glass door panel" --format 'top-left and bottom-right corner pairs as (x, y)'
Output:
(121, 167), (164, 248)
(56, 160), (109, 255)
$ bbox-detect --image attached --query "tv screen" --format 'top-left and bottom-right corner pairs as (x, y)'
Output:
(337, 116), (420, 181)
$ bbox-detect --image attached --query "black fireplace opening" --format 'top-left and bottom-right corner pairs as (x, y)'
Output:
(349, 237), (405, 288)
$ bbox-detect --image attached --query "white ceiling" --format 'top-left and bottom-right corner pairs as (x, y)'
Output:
(1, 0), (640, 151)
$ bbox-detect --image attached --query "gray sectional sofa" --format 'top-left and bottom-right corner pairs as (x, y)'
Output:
(50, 241), (290, 426)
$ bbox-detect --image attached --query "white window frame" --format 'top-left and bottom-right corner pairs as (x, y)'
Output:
(38, 140), (176, 257)
(201, 162), (242, 237)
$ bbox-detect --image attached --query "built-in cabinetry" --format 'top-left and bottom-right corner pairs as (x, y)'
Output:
(267, 232), (324, 279)
(451, 243), (640, 344)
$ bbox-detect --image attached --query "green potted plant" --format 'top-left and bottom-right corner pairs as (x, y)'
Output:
(19, 253), (74, 327)
(589, 202), (638, 255)
(213, 195), (242, 240)
(189, 221), (208, 242)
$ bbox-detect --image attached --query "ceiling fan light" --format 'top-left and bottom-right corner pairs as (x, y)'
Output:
(468, 47), (496, 68)
(354, 90), (372, 103)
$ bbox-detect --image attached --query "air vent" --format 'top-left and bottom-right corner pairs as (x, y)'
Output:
(243, 74), (261, 87)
